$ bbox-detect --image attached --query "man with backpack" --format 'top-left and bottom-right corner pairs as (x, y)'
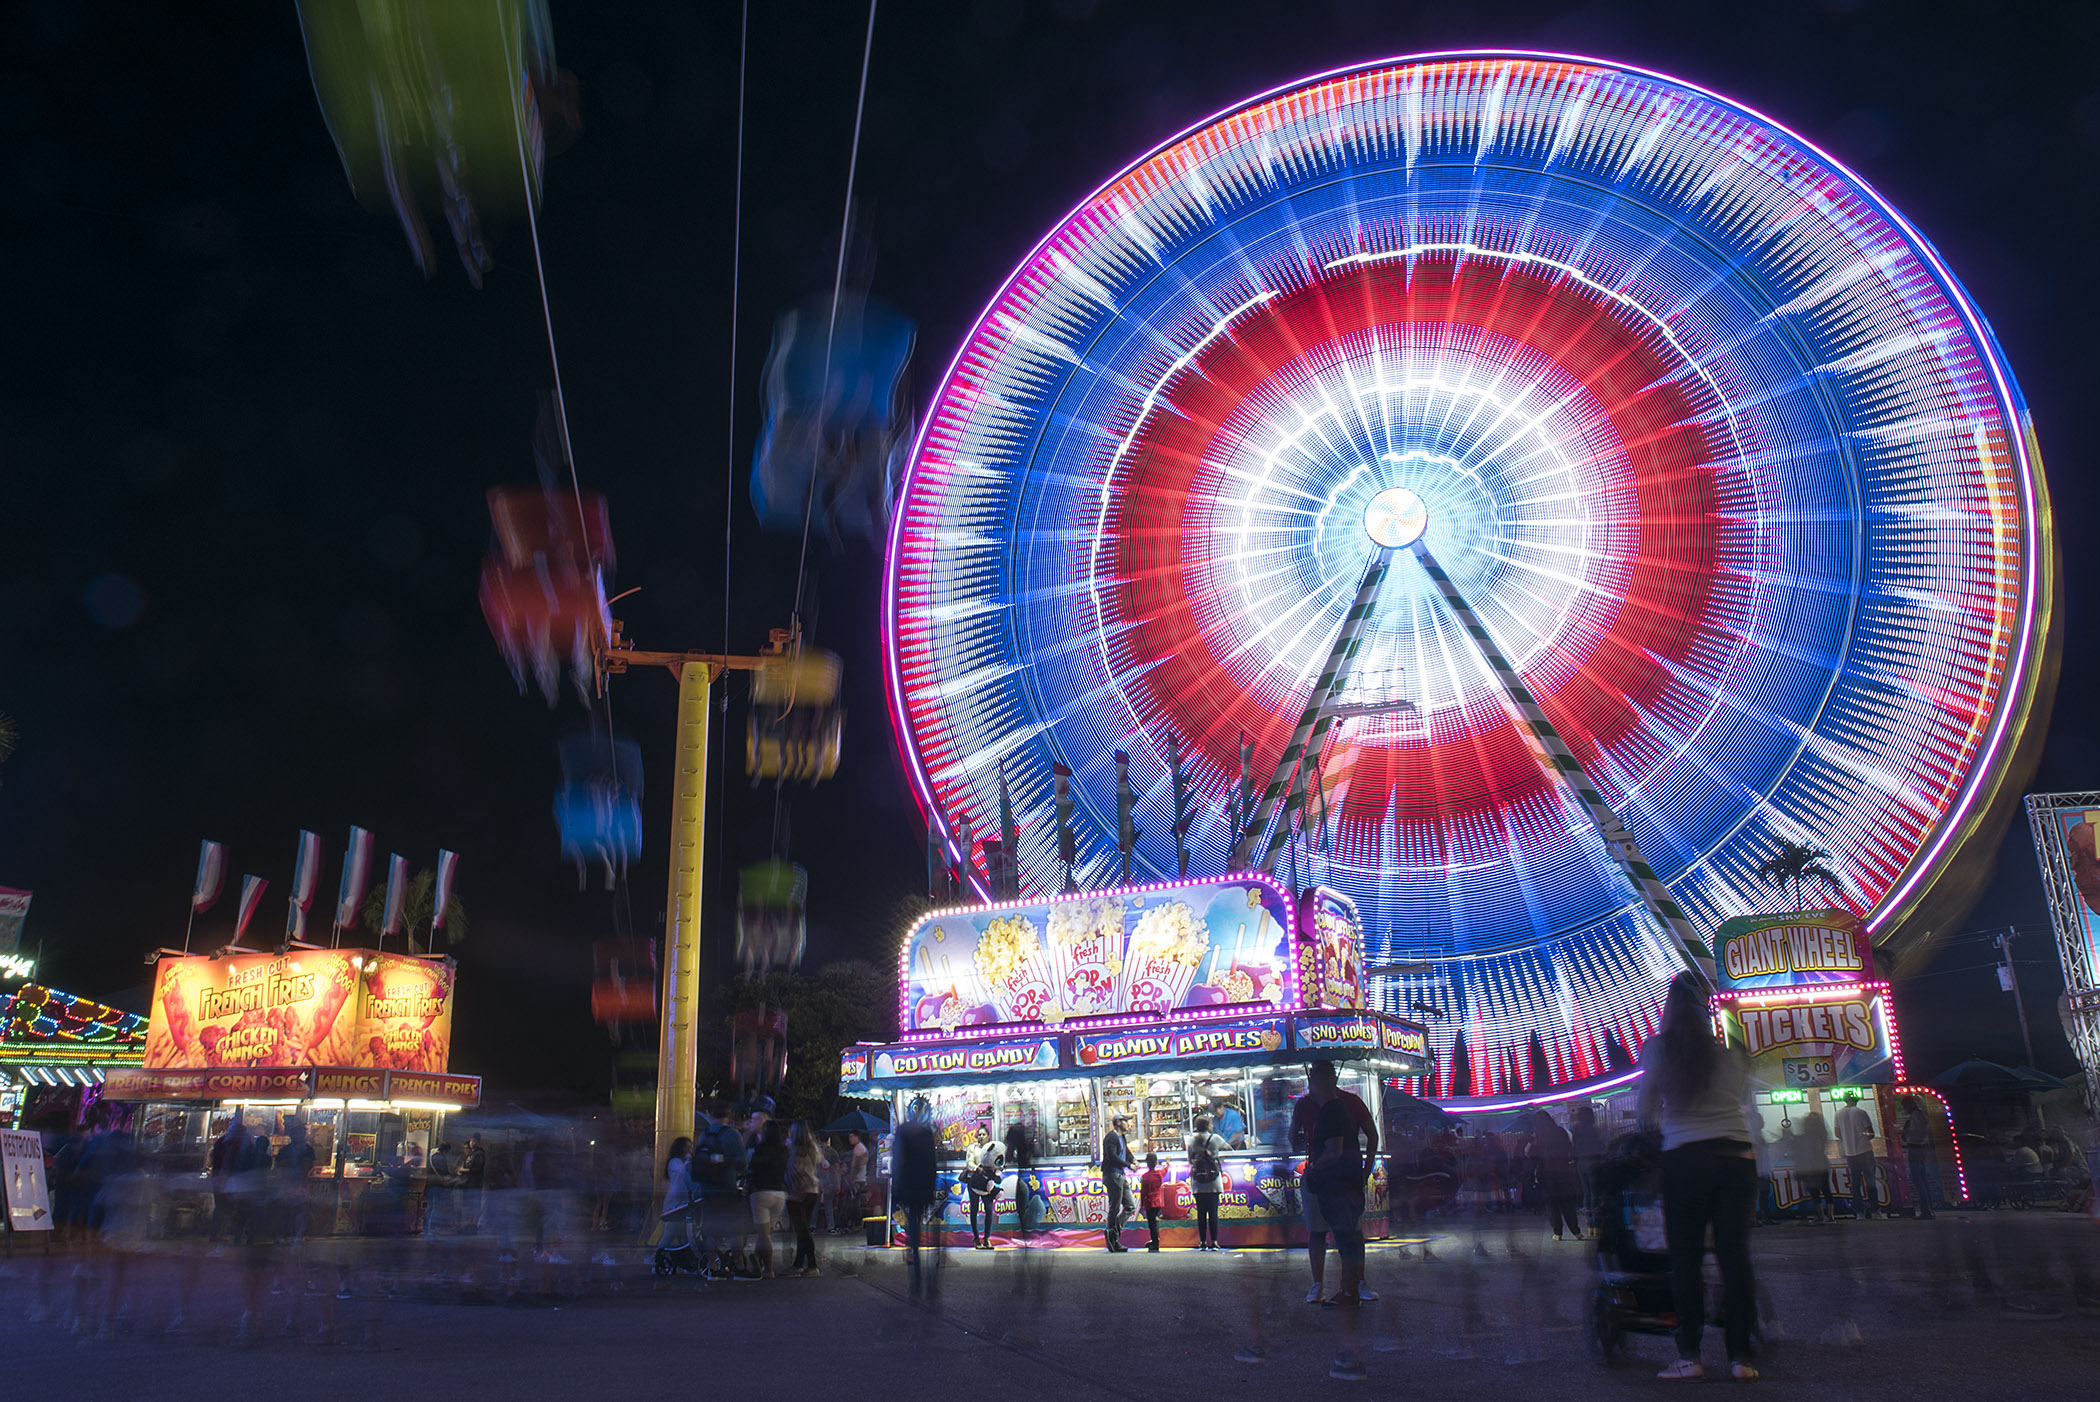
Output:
(693, 1101), (749, 1276)
(1187, 1115), (1229, 1250)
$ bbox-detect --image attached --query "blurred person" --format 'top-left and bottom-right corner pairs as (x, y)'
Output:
(1304, 1066), (1368, 1379)
(1531, 1108), (1580, 1241)
(1187, 1114), (1227, 1250)
(965, 1125), (1004, 1249)
(811, 1135), (836, 1236)
(1749, 1106), (1780, 1226)
(659, 1136), (695, 1250)
(1099, 1114), (1136, 1252)
(1004, 1118), (1037, 1238)
(1638, 972), (1760, 1382)
(1290, 1061), (1380, 1299)
(1835, 1091), (1880, 1219)
(208, 1115), (248, 1242)
(788, 1120), (823, 1275)
(694, 1103), (749, 1277)
(458, 1134), (487, 1230)
(748, 1119), (790, 1279)
(892, 1098), (940, 1298)
(1139, 1153), (1165, 1252)
(1798, 1110), (1835, 1222)
(847, 1131), (871, 1230)
(1570, 1102), (1605, 1237)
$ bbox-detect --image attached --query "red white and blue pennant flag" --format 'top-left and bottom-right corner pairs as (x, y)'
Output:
(334, 827), (375, 932)
(431, 849), (460, 936)
(286, 830), (321, 941)
(191, 840), (225, 914)
(381, 854), (409, 939)
(233, 875), (268, 944)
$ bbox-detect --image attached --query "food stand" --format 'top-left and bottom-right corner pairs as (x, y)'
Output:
(99, 950), (482, 1234)
(840, 874), (1430, 1247)
(1711, 910), (1966, 1213)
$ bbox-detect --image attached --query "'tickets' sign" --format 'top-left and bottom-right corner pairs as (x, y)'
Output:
(1724, 992), (1895, 1088)
(144, 952), (454, 1072)
(1712, 910), (1871, 991)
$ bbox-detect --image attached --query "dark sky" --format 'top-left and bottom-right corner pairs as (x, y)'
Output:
(1, 0), (2093, 1093)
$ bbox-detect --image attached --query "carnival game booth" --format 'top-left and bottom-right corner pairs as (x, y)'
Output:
(841, 875), (1430, 1248)
(0, 984), (150, 1129)
(1711, 911), (1967, 1215)
(99, 950), (481, 1236)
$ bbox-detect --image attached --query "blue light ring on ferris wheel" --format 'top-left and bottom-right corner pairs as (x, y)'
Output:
(884, 53), (2046, 991)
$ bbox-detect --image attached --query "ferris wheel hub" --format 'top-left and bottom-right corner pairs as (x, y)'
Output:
(1363, 486), (1429, 549)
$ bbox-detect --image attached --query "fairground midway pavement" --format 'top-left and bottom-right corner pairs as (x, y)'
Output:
(4, 1213), (2094, 1399)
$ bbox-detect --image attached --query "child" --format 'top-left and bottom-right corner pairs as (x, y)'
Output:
(1139, 1153), (1166, 1252)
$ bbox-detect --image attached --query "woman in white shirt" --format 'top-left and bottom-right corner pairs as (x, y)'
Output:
(1637, 973), (1759, 1382)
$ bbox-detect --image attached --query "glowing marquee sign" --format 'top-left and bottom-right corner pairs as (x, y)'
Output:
(871, 1037), (1061, 1081)
(1713, 911), (1872, 991)
(1073, 1018), (1287, 1069)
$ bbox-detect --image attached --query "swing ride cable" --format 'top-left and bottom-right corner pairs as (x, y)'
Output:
(789, 0), (879, 635)
(499, 1), (620, 769)
(714, 0), (752, 909)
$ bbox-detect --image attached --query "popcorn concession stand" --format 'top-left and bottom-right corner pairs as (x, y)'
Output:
(840, 874), (1430, 1247)
(100, 951), (482, 1232)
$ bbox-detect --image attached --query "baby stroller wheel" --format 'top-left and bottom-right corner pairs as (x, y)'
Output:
(1589, 1284), (1625, 1365)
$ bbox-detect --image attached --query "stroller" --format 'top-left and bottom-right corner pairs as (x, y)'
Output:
(1588, 1132), (1772, 1364)
(652, 1208), (705, 1278)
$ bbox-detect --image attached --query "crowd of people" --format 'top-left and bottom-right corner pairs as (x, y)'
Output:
(655, 1099), (882, 1280)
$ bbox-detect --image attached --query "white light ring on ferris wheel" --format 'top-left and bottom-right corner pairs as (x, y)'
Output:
(883, 53), (2047, 1091)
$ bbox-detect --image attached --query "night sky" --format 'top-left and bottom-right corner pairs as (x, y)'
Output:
(1, 0), (2093, 1094)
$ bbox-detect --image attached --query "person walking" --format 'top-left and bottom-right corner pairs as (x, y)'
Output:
(693, 1102), (749, 1277)
(1100, 1115), (1136, 1252)
(1899, 1098), (1942, 1219)
(965, 1126), (1005, 1249)
(1637, 972), (1760, 1382)
(1186, 1114), (1228, 1250)
(1532, 1109), (1581, 1241)
(1798, 1109), (1835, 1223)
(1004, 1118), (1037, 1239)
(788, 1120), (823, 1275)
(747, 1119), (790, 1279)
(1290, 1061), (1380, 1301)
(459, 1134), (487, 1231)
(892, 1099), (939, 1297)
(1305, 1068), (1369, 1380)
(1835, 1091), (1879, 1220)
(847, 1131), (872, 1231)
(1139, 1154), (1166, 1252)
(1570, 1102), (1605, 1238)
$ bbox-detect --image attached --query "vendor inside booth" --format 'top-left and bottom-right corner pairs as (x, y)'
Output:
(101, 949), (482, 1235)
(841, 875), (1430, 1247)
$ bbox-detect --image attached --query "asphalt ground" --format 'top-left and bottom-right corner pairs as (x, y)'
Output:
(3, 1212), (2095, 1399)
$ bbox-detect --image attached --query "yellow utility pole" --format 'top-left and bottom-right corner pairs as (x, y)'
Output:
(652, 661), (711, 1168)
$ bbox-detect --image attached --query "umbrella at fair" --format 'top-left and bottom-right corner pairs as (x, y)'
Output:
(822, 1108), (890, 1136)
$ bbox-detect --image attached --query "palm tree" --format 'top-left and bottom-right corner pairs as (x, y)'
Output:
(0, 712), (16, 789)
(1754, 837), (1840, 911)
(357, 869), (468, 954)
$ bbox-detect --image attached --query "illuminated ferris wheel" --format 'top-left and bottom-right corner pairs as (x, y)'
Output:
(884, 54), (2054, 1097)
